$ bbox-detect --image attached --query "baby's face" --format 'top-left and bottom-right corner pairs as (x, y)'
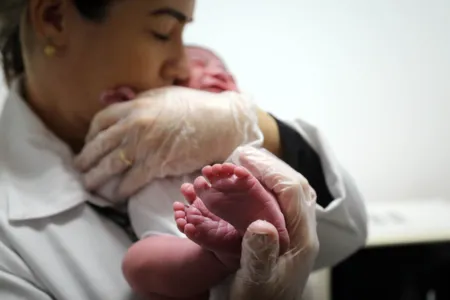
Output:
(183, 47), (238, 93)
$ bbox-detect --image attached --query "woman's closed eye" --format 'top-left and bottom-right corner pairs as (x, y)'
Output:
(151, 31), (170, 42)
(148, 18), (177, 42)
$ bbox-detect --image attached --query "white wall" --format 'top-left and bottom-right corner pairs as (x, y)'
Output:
(1, 0), (449, 203)
(184, 0), (450, 202)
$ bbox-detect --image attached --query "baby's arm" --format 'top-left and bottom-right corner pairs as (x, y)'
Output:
(122, 235), (232, 299)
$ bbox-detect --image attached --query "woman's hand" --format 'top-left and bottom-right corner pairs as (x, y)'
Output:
(228, 146), (319, 300)
(74, 87), (262, 199)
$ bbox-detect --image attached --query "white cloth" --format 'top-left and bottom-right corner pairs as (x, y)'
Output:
(0, 79), (367, 300)
(129, 174), (198, 239)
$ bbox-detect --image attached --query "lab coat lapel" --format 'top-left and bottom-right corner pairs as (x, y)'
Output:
(0, 80), (87, 221)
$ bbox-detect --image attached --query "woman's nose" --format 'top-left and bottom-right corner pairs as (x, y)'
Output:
(162, 53), (190, 84)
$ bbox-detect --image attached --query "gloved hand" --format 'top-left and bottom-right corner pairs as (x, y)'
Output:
(227, 146), (319, 300)
(74, 87), (263, 199)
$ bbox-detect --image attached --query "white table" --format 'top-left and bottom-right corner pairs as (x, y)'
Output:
(307, 198), (450, 300)
(366, 198), (450, 247)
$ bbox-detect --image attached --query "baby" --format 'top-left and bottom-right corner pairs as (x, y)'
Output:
(97, 46), (290, 300)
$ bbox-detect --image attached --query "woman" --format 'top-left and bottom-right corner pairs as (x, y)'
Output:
(0, 0), (366, 299)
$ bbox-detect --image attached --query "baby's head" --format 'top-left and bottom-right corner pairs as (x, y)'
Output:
(182, 45), (238, 93)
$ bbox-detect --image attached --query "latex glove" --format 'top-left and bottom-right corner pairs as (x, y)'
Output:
(228, 146), (319, 300)
(74, 87), (262, 199)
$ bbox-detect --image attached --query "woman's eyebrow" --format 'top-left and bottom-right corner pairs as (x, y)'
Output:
(149, 7), (192, 23)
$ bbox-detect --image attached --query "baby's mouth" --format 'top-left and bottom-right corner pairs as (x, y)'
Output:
(201, 77), (230, 93)
(99, 86), (136, 105)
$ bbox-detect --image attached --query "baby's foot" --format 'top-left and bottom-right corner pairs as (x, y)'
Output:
(174, 184), (242, 268)
(194, 163), (290, 254)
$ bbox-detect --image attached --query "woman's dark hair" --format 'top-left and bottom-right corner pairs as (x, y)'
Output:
(0, 0), (113, 85)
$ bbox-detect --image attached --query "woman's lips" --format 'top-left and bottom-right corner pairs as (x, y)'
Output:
(100, 86), (136, 105)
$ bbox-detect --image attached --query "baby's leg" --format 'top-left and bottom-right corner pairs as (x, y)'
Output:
(122, 235), (233, 299)
(194, 163), (290, 254)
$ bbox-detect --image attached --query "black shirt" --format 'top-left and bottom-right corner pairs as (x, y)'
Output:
(273, 116), (334, 208)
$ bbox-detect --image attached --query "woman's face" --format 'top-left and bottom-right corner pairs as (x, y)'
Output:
(30, 0), (195, 132)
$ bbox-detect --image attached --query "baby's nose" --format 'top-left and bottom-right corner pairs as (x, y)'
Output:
(205, 66), (228, 81)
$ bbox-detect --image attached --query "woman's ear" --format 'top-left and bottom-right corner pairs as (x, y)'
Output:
(27, 0), (70, 48)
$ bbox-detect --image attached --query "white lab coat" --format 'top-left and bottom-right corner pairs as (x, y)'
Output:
(0, 80), (367, 299)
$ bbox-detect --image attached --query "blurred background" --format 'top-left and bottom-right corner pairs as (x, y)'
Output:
(181, 1), (450, 298)
(182, 0), (450, 204)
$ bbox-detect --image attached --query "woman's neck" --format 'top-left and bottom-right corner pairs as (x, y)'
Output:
(23, 77), (87, 154)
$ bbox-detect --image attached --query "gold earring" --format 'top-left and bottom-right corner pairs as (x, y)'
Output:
(44, 45), (56, 57)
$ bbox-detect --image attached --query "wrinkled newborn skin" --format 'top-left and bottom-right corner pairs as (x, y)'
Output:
(175, 163), (290, 262)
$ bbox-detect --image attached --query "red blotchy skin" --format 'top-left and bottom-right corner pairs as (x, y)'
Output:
(181, 46), (239, 93)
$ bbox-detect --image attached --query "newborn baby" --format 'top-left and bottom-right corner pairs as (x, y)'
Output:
(96, 46), (289, 300)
